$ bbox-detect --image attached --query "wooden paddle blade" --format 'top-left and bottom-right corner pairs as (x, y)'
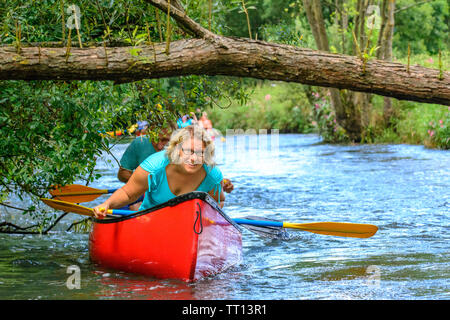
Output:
(49, 184), (108, 203)
(49, 184), (101, 195)
(52, 193), (104, 203)
(41, 198), (94, 217)
(283, 222), (378, 238)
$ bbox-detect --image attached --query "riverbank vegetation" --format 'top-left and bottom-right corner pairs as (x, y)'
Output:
(208, 0), (449, 148)
(208, 69), (449, 149)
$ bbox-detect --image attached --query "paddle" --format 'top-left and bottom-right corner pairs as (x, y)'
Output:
(239, 215), (291, 239)
(49, 184), (118, 203)
(233, 218), (378, 238)
(40, 198), (378, 238)
(41, 198), (130, 217)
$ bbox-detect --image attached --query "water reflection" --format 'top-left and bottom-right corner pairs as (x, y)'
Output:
(93, 271), (196, 300)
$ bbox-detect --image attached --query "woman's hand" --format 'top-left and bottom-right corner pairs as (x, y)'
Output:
(223, 179), (234, 193)
(93, 202), (110, 219)
(92, 167), (150, 218)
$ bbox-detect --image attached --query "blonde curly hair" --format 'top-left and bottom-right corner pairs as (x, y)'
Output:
(165, 125), (216, 166)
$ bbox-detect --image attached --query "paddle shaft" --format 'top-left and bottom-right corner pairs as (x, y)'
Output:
(233, 218), (282, 228)
(108, 209), (134, 215)
(59, 189), (116, 195)
(86, 213), (376, 238)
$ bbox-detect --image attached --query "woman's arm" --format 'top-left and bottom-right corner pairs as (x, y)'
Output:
(190, 112), (198, 122)
(208, 185), (225, 209)
(117, 166), (133, 183)
(94, 166), (149, 218)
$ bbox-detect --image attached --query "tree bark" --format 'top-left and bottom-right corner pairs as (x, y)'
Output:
(302, 0), (353, 137)
(302, 0), (330, 51)
(378, 0), (396, 125)
(353, 0), (373, 130)
(0, 38), (448, 105)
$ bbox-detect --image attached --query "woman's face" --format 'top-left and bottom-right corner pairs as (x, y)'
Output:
(178, 138), (205, 173)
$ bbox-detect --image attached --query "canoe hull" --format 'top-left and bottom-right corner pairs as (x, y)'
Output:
(89, 192), (242, 282)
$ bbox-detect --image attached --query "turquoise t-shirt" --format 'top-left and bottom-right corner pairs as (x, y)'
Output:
(177, 118), (193, 128)
(138, 151), (223, 211)
(120, 135), (157, 171)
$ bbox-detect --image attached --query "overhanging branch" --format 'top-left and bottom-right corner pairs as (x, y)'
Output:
(144, 0), (216, 39)
(0, 37), (448, 105)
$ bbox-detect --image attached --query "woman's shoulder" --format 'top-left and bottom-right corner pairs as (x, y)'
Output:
(139, 150), (169, 173)
(204, 165), (223, 183)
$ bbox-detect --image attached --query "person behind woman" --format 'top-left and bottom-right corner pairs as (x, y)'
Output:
(117, 123), (175, 211)
(199, 112), (212, 130)
(177, 112), (198, 128)
(93, 125), (225, 218)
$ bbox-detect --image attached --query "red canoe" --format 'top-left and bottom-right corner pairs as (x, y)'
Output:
(89, 192), (243, 282)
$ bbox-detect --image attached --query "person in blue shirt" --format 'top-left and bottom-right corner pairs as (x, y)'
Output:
(177, 112), (198, 128)
(94, 125), (227, 218)
(135, 120), (149, 136)
(118, 125), (173, 184)
(116, 124), (174, 211)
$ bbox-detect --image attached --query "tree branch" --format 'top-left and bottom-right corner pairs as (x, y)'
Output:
(395, 0), (435, 14)
(0, 38), (448, 105)
(143, 0), (216, 39)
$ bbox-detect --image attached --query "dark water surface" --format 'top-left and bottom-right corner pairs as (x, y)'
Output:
(1, 134), (448, 299)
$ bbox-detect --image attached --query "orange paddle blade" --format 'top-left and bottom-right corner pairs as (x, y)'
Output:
(49, 184), (109, 203)
(41, 198), (95, 216)
(283, 222), (378, 238)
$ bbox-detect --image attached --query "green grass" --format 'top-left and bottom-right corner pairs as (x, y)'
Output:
(207, 81), (314, 134)
(374, 100), (448, 145)
(395, 51), (450, 72)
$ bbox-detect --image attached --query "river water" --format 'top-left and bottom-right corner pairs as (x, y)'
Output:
(0, 133), (448, 300)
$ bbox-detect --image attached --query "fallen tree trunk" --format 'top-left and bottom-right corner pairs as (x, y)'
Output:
(0, 37), (448, 105)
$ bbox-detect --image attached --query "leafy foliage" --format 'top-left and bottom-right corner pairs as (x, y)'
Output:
(394, 0), (449, 56)
(0, 0), (252, 227)
(0, 81), (112, 199)
(425, 110), (450, 149)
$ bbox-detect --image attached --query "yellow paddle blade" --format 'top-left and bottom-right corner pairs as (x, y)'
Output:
(49, 184), (108, 203)
(283, 222), (378, 238)
(41, 198), (96, 216)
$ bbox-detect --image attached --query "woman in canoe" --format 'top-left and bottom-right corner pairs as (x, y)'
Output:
(93, 125), (226, 218)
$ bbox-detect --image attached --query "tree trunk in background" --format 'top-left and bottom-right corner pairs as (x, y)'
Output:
(302, 0), (329, 51)
(377, 0), (396, 127)
(303, 0), (398, 141)
(338, 0), (349, 54)
(351, 0), (373, 130)
(304, 0), (370, 141)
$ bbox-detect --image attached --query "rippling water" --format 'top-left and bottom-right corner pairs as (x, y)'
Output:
(1, 134), (448, 300)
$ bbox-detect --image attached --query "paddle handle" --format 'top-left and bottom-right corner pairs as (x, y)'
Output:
(104, 209), (136, 216)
